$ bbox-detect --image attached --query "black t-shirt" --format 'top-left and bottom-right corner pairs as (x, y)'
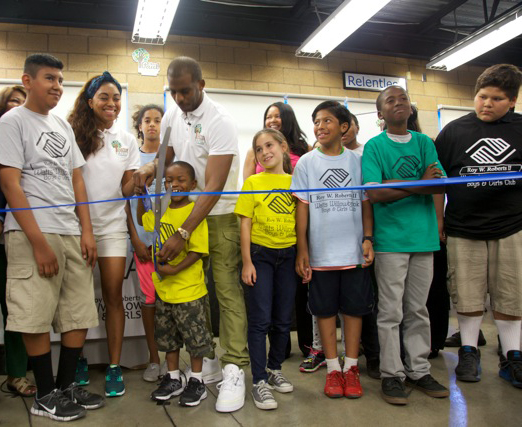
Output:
(435, 111), (522, 240)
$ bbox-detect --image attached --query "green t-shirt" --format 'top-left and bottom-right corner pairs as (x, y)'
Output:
(362, 131), (444, 253)
(234, 172), (296, 249)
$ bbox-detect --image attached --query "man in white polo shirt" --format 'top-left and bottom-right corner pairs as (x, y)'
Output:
(133, 57), (248, 413)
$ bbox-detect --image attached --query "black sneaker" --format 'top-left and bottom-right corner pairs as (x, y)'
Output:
(366, 358), (380, 380)
(63, 382), (105, 409)
(405, 374), (449, 398)
(381, 377), (408, 405)
(445, 330), (487, 347)
(179, 377), (207, 407)
(30, 389), (86, 421)
(151, 373), (184, 401)
(456, 346), (481, 382)
(499, 350), (522, 389)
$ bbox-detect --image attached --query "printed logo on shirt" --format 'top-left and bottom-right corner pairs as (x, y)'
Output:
(392, 155), (421, 178)
(111, 140), (129, 157)
(263, 191), (295, 215)
(465, 138), (516, 165)
(319, 169), (351, 188)
(159, 222), (177, 244)
(36, 132), (70, 158)
(194, 124), (206, 146)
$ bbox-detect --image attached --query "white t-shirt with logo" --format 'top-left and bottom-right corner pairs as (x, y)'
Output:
(82, 124), (140, 235)
(162, 92), (239, 216)
(0, 106), (85, 235)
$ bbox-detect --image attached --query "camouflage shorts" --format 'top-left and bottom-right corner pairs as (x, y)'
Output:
(154, 295), (213, 358)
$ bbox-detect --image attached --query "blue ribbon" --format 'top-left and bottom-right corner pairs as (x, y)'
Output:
(1, 172), (521, 213)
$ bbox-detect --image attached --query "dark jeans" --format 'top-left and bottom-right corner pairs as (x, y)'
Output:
(247, 244), (297, 383)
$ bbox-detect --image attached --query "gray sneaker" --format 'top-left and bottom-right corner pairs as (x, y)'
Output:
(252, 381), (277, 410)
(267, 369), (293, 393)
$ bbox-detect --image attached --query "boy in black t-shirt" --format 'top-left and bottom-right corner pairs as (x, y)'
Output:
(435, 64), (522, 389)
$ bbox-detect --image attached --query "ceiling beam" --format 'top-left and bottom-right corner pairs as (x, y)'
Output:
(417, 0), (469, 34)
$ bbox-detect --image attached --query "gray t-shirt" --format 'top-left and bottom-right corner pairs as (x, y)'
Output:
(291, 149), (366, 268)
(0, 106), (85, 235)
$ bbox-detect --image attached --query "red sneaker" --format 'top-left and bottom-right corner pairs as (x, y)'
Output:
(324, 371), (344, 398)
(343, 366), (363, 399)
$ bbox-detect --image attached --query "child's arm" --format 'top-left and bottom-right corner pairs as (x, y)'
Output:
(295, 199), (312, 283)
(125, 201), (151, 263)
(72, 168), (97, 269)
(361, 199), (374, 267)
(136, 196), (146, 226)
(157, 251), (202, 276)
(0, 166), (59, 277)
(434, 193), (446, 243)
(239, 216), (256, 286)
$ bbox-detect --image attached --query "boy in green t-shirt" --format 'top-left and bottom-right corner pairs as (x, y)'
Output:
(362, 85), (449, 405)
(137, 161), (211, 407)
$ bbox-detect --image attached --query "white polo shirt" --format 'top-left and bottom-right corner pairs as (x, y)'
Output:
(162, 92), (239, 216)
(82, 124), (140, 235)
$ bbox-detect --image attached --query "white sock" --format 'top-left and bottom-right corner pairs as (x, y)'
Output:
(495, 319), (522, 357)
(326, 358), (341, 373)
(457, 314), (483, 347)
(191, 371), (203, 381)
(168, 370), (180, 380)
(343, 357), (358, 372)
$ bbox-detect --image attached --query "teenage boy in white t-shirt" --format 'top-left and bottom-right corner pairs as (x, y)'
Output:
(0, 54), (104, 421)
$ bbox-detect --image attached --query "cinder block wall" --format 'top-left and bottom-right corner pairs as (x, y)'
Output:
(1, 22), (521, 139)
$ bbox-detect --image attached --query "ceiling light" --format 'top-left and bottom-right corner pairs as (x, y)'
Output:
(427, 6), (522, 71)
(132, 0), (180, 45)
(296, 0), (392, 59)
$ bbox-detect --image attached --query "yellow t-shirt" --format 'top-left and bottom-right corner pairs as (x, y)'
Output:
(234, 172), (296, 249)
(142, 202), (208, 304)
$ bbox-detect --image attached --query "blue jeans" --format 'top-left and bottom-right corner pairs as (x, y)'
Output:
(247, 244), (297, 383)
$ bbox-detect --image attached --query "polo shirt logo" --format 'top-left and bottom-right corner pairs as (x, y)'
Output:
(194, 123), (206, 146)
(320, 169), (351, 188)
(263, 191), (295, 215)
(393, 155), (421, 178)
(111, 140), (129, 157)
(36, 132), (70, 158)
(465, 138), (516, 164)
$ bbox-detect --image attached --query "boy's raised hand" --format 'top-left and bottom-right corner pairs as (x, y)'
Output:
(241, 261), (257, 286)
(422, 162), (443, 180)
(296, 250), (312, 283)
(34, 242), (59, 278)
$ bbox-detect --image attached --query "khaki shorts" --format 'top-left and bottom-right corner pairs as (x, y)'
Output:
(5, 231), (99, 334)
(447, 230), (522, 316)
(95, 232), (128, 258)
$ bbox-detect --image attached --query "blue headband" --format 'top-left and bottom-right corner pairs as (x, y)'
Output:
(86, 71), (122, 99)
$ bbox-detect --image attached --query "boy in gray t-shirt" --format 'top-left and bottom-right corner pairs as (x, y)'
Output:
(291, 101), (374, 400)
(0, 54), (103, 421)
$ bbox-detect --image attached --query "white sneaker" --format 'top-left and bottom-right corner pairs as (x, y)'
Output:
(215, 364), (245, 413)
(143, 363), (160, 382)
(184, 355), (223, 384)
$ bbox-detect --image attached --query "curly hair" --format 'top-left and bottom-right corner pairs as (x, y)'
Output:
(263, 102), (308, 157)
(0, 85), (26, 117)
(68, 75), (122, 159)
(132, 104), (164, 142)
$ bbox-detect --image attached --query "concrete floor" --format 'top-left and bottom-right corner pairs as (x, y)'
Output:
(1, 313), (520, 427)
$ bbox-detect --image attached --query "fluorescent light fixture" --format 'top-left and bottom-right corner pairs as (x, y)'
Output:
(427, 6), (522, 71)
(132, 0), (180, 45)
(296, 0), (392, 59)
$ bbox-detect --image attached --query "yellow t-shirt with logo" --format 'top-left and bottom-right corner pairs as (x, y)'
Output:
(234, 172), (296, 249)
(142, 202), (208, 304)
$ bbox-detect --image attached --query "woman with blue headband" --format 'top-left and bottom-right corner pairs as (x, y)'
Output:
(68, 72), (140, 398)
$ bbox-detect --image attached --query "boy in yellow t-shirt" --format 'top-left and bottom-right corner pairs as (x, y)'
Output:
(137, 161), (211, 407)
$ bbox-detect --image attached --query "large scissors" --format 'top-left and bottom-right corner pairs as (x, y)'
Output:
(152, 126), (172, 280)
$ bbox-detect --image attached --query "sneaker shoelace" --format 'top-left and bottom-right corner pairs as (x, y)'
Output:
(45, 389), (74, 407)
(269, 370), (287, 385)
(344, 367), (360, 387)
(303, 348), (322, 363)
(255, 382), (274, 400)
(499, 358), (522, 377)
(185, 378), (202, 394)
(217, 372), (239, 392)
(328, 371), (343, 387)
(460, 351), (479, 370)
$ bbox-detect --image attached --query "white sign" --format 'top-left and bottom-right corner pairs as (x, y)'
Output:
(132, 48), (160, 77)
(343, 72), (406, 92)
